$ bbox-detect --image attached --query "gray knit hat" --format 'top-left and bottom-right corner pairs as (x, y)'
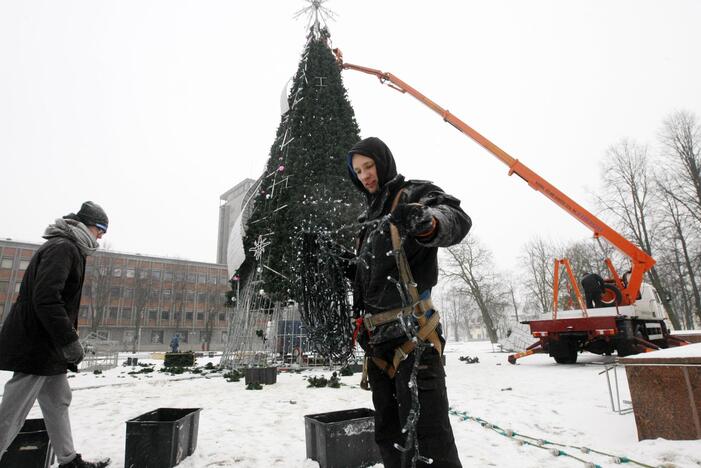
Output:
(65, 201), (109, 232)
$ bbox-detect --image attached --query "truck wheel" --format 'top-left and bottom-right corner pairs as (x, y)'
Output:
(598, 284), (623, 307)
(553, 350), (578, 364)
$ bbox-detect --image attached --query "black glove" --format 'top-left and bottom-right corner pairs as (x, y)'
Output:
(390, 203), (435, 237)
(62, 339), (85, 365)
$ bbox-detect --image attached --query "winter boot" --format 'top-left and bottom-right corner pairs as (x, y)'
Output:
(58, 453), (111, 468)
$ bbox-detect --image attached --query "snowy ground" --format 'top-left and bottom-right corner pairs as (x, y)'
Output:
(1, 341), (699, 468)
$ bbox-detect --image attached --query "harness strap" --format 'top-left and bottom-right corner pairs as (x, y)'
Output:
(362, 298), (434, 331)
(359, 189), (444, 386)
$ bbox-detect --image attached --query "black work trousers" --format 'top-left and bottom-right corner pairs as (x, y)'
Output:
(367, 342), (462, 468)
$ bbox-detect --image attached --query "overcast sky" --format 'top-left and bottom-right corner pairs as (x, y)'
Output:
(1, 0), (700, 273)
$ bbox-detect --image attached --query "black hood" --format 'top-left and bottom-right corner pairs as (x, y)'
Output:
(346, 137), (398, 194)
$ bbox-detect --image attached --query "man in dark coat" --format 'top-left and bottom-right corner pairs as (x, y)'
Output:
(0, 201), (111, 468)
(347, 137), (470, 468)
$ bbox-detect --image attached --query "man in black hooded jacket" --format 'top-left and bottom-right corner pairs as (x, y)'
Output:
(0, 201), (110, 468)
(347, 137), (470, 468)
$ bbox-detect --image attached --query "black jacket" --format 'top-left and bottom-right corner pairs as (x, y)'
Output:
(0, 237), (84, 375)
(347, 137), (471, 318)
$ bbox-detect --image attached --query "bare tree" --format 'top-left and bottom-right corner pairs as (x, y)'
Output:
(656, 178), (701, 327)
(85, 253), (115, 334)
(520, 237), (558, 314)
(132, 260), (154, 352)
(597, 139), (681, 327)
(199, 280), (225, 351)
(440, 286), (470, 342)
(171, 266), (188, 331)
(659, 110), (701, 226)
(441, 235), (505, 343)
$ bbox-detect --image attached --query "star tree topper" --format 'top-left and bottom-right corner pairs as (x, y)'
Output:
(293, 0), (337, 33)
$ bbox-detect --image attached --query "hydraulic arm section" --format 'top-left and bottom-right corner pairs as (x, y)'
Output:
(334, 48), (655, 306)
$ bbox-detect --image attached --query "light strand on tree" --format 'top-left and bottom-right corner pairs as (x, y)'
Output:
(295, 231), (355, 363)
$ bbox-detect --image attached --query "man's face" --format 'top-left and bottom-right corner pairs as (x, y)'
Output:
(352, 154), (379, 193)
(87, 225), (105, 240)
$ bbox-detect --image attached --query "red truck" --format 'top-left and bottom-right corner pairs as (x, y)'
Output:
(335, 50), (688, 363)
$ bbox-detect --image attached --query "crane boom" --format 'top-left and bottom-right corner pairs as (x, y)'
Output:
(335, 50), (655, 306)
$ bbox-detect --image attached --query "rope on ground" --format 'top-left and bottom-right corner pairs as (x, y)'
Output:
(448, 408), (658, 468)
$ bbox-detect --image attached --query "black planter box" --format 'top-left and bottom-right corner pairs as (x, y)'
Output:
(125, 408), (202, 468)
(305, 408), (382, 468)
(244, 366), (277, 385)
(164, 352), (195, 367)
(0, 419), (54, 468)
(126, 357), (139, 366)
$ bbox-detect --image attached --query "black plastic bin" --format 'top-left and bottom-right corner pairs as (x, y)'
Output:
(305, 408), (382, 468)
(125, 408), (202, 468)
(244, 366), (277, 385)
(0, 419), (54, 468)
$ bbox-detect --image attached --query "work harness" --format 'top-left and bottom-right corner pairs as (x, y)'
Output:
(356, 190), (443, 389)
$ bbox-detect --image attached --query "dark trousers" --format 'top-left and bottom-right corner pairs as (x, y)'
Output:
(368, 344), (462, 468)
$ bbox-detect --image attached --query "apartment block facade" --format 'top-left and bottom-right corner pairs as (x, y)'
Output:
(0, 239), (232, 351)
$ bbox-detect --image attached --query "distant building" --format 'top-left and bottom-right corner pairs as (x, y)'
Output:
(0, 239), (231, 351)
(216, 178), (256, 264)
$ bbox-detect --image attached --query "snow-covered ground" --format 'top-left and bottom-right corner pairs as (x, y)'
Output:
(1, 341), (699, 468)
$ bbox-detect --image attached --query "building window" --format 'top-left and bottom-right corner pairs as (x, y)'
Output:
(210, 276), (218, 284)
(196, 313), (204, 321)
(186, 292), (195, 302)
(221, 331), (228, 343)
(15, 283), (21, 293)
(19, 260), (30, 270)
(219, 313), (225, 322)
(125, 288), (134, 299)
(126, 269), (135, 278)
(1, 258), (13, 269)
(0, 280), (9, 294)
(122, 309), (132, 320)
(80, 306), (89, 318)
(187, 273), (196, 282)
(113, 268), (122, 277)
(164, 271), (173, 281)
(162, 289), (171, 298)
(186, 312), (193, 321)
(139, 270), (149, 279)
(198, 293), (206, 303)
(109, 307), (119, 319)
(152, 270), (161, 280)
(198, 274), (206, 284)
(161, 311), (169, 320)
(110, 286), (121, 297)
(149, 310), (157, 320)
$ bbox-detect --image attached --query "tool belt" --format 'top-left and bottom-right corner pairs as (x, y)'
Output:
(359, 189), (443, 390)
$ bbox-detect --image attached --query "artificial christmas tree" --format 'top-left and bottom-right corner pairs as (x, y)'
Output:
(236, 26), (362, 300)
(222, 19), (364, 368)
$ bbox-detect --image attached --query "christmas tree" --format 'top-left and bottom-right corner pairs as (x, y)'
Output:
(235, 25), (363, 301)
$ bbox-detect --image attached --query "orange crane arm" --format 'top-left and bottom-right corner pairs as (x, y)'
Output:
(335, 50), (655, 306)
